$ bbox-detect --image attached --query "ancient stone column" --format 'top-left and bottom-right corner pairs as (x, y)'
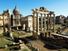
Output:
(44, 14), (47, 32)
(3, 15), (5, 33)
(23, 24), (25, 30)
(53, 14), (55, 32)
(40, 14), (43, 32)
(32, 11), (35, 35)
(47, 14), (49, 31)
(48, 14), (51, 32)
(49, 14), (52, 30)
(36, 13), (39, 35)
(17, 26), (19, 30)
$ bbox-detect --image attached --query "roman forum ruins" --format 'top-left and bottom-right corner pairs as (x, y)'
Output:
(32, 7), (55, 38)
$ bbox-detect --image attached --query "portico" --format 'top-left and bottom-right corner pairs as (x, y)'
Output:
(32, 7), (55, 38)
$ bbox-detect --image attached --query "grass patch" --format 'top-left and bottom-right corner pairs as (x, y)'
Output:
(60, 48), (68, 51)
(12, 31), (32, 38)
(22, 49), (29, 51)
(12, 32), (19, 38)
(0, 37), (13, 48)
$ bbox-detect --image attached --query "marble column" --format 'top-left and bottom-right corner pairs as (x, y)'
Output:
(32, 11), (35, 35)
(40, 14), (43, 32)
(17, 26), (19, 30)
(49, 14), (51, 30)
(44, 14), (46, 32)
(53, 14), (55, 32)
(47, 14), (49, 31)
(48, 14), (51, 31)
(23, 24), (25, 30)
(36, 13), (39, 35)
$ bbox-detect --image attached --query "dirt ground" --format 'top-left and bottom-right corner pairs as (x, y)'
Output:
(30, 40), (58, 51)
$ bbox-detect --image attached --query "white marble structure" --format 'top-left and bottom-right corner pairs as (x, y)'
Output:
(32, 7), (55, 37)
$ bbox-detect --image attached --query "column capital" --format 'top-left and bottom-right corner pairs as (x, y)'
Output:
(44, 14), (48, 17)
(32, 11), (35, 15)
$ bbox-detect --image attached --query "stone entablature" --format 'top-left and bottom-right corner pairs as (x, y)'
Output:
(32, 7), (55, 37)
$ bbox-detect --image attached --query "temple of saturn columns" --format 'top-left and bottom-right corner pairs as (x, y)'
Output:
(32, 7), (55, 37)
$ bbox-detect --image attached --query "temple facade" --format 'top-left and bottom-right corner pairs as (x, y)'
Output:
(32, 7), (55, 37)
